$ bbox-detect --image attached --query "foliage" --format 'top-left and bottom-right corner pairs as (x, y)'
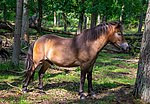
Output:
(0, 0), (148, 29)
(0, 0), (16, 21)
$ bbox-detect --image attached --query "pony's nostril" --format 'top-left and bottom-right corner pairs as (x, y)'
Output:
(129, 45), (132, 50)
(125, 45), (131, 52)
(126, 47), (130, 51)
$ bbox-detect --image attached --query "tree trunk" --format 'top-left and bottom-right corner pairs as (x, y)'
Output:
(12, 0), (23, 66)
(119, 5), (124, 22)
(57, 12), (61, 26)
(102, 15), (107, 22)
(86, 16), (89, 28)
(21, 0), (29, 46)
(90, 0), (97, 28)
(97, 15), (101, 25)
(77, 13), (84, 34)
(62, 12), (67, 32)
(77, 0), (85, 34)
(54, 11), (57, 27)
(138, 13), (144, 33)
(133, 1), (150, 103)
(83, 15), (87, 29)
(90, 13), (97, 28)
(37, 0), (42, 34)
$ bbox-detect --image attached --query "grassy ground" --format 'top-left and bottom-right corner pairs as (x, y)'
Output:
(0, 51), (142, 104)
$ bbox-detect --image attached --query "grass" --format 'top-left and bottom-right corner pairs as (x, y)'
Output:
(0, 51), (139, 104)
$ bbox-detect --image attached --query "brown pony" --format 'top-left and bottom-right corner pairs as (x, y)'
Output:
(22, 21), (130, 99)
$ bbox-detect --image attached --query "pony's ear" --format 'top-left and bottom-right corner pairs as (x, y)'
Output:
(115, 21), (122, 30)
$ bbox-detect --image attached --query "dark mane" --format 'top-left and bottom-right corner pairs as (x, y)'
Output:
(81, 21), (121, 41)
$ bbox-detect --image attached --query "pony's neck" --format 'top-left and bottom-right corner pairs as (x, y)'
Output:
(92, 33), (109, 52)
(74, 28), (111, 52)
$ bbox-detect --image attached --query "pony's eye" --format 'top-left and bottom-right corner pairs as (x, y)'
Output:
(118, 32), (122, 36)
(118, 33), (121, 35)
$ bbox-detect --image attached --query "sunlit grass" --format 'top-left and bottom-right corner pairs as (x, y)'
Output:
(0, 75), (20, 82)
(111, 68), (129, 73)
(47, 73), (79, 82)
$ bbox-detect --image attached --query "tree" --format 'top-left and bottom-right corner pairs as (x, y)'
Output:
(77, 0), (85, 34)
(37, 0), (42, 34)
(137, 0), (146, 33)
(90, 0), (98, 28)
(62, 12), (67, 32)
(83, 15), (87, 29)
(54, 11), (57, 26)
(137, 12), (144, 33)
(21, 0), (29, 46)
(133, 0), (150, 103)
(3, 1), (7, 22)
(0, 0), (16, 21)
(12, 0), (23, 66)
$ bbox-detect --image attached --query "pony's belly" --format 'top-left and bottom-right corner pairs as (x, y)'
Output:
(54, 63), (79, 67)
(47, 48), (80, 67)
(50, 58), (80, 67)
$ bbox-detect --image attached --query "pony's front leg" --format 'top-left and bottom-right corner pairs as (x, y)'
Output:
(87, 71), (96, 98)
(79, 70), (86, 99)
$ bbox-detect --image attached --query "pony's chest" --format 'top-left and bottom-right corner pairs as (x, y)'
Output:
(78, 48), (97, 63)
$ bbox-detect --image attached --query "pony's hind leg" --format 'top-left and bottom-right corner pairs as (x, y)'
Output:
(38, 61), (50, 92)
(22, 63), (39, 93)
(30, 71), (35, 82)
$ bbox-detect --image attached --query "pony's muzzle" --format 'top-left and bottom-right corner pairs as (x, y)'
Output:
(120, 43), (131, 52)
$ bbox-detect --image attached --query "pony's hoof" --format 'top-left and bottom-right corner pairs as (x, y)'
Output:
(22, 89), (27, 93)
(22, 90), (27, 93)
(22, 88), (28, 93)
(91, 94), (96, 98)
(80, 94), (86, 99)
(39, 90), (46, 94)
(88, 92), (96, 98)
(38, 88), (46, 94)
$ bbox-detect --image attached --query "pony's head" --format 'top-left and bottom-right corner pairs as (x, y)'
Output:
(108, 22), (130, 52)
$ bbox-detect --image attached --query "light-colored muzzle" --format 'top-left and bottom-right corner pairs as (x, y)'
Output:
(120, 42), (131, 52)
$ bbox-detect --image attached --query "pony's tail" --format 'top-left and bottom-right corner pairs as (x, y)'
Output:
(25, 42), (35, 74)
